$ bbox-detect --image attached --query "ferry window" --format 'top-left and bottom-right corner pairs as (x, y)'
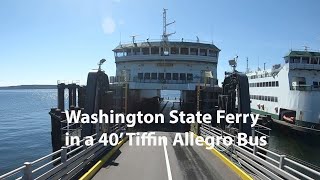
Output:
(166, 73), (172, 80)
(142, 48), (149, 55)
(276, 81), (279, 87)
(187, 73), (193, 81)
(181, 48), (189, 55)
(313, 81), (319, 88)
(158, 73), (165, 80)
(171, 47), (178, 54)
(301, 57), (309, 64)
(289, 57), (294, 63)
(125, 49), (132, 56)
(144, 73), (150, 80)
(116, 51), (124, 57)
(272, 81), (275, 87)
(208, 50), (217, 57)
(151, 47), (159, 54)
(180, 73), (186, 80)
(268, 82), (272, 87)
(138, 73), (143, 80)
(268, 96), (271, 101)
(298, 81), (306, 85)
(311, 57), (318, 64)
(294, 57), (300, 63)
(260, 82), (263, 87)
(173, 73), (179, 80)
(270, 97), (274, 102)
(257, 83), (260, 87)
(190, 48), (198, 55)
(263, 82), (266, 87)
(133, 48), (140, 55)
(151, 73), (157, 80)
(275, 97), (278, 102)
(200, 49), (207, 56)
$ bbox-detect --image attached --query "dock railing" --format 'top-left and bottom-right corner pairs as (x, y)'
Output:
(0, 125), (126, 180)
(200, 123), (320, 180)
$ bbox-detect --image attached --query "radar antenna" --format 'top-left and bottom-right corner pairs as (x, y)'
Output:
(162, 8), (175, 41)
(130, 35), (139, 44)
(302, 45), (309, 51)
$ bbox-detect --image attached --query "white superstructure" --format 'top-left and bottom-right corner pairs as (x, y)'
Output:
(247, 50), (320, 129)
(111, 9), (220, 101)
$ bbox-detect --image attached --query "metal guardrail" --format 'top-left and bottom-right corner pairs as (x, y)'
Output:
(119, 38), (215, 45)
(0, 125), (126, 180)
(199, 124), (320, 180)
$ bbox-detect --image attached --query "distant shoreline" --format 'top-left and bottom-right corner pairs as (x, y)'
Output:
(0, 85), (56, 90)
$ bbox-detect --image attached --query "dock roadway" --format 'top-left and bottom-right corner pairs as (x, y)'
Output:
(90, 101), (243, 180)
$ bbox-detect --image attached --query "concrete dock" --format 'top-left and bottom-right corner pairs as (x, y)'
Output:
(92, 132), (241, 180)
(91, 100), (242, 180)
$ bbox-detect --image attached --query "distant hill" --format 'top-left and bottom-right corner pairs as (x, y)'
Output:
(0, 85), (56, 90)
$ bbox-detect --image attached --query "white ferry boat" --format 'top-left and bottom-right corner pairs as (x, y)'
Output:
(110, 9), (220, 113)
(247, 50), (320, 133)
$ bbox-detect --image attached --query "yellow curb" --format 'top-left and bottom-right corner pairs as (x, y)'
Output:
(193, 133), (253, 180)
(79, 136), (128, 180)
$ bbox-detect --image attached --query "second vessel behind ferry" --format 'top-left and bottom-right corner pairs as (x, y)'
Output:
(246, 49), (320, 134)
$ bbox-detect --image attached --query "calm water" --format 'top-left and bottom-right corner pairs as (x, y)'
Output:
(0, 89), (56, 174)
(0, 89), (319, 174)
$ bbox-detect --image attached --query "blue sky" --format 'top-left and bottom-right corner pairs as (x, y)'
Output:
(0, 0), (319, 86)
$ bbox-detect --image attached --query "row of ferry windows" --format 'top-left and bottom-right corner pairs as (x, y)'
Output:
(250, 95), (278, 102)
(138, 73), (194, 81)
(288, 56), (320, 64)
(249, 81), (279, 87)
(115, 47), (217, 57)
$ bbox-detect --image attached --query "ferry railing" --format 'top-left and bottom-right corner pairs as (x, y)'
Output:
(0, 125), (126, 180)
(199, 123), (320, 180)
(288, 63), (320, 71)
(119, 38), (215, 45)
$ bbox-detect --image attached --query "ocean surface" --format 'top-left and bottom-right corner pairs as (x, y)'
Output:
(0, 89), (319, 175)
(0, 89), (56, 174)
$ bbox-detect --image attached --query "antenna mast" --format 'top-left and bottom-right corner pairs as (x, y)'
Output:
(162, 8), (176, 41)
(246, 57), (249, 73)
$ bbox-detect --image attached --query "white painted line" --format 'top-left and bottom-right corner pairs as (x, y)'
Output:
(163, 144), (173, 180)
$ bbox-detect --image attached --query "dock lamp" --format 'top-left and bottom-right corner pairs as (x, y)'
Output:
(229, 55), (238, 72)
(98, 59), (106, 71)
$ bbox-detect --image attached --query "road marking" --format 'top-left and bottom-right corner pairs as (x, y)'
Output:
(163, 143), (173, 180)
